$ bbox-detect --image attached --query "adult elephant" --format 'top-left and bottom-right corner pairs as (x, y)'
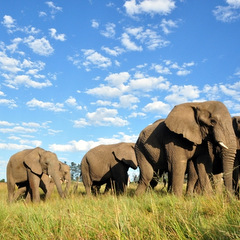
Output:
(81, 142), (138, 195)
(12, 161), (71, 201)
(232, 116), (240, 195)
(7, 147), (66, 203)
(135, 101), (237, 196)
(187, 116), (240, 196)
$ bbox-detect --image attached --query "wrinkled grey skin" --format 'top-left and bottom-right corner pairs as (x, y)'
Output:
(13, 162), (71, 201)
(81, 142), (138, 195)
(7, 147), (66, 203)
(232, 116), (240, 196)
(135, 101), (237, 196)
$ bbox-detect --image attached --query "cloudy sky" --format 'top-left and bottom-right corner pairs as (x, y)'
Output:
(0, 0), (240, 180)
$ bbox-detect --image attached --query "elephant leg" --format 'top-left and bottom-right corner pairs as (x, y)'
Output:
(135, 151), (154, 195)
(91, 185), (101, 195)
(13, 187), (27, 201)
(233, 154), (240, 196)
(170, 158), (188, 196)
(186, 160), (198, 195)
(212, 173), (223, 193)
(196, 162), (213, 195)
(82, 173), (92, 196)
(7, 181), (15, 203)
(27, 169), (41, 202)
(104, 180), (112, 194)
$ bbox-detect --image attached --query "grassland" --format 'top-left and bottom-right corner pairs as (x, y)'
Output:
(0, 182), (240, 240)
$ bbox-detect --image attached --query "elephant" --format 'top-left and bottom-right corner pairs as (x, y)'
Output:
(7, 147), (66, 203)
(135, 101), (237, 196)
(12, 161), (71, 201)
(232, 116), (240, 195)
(81, 142), (138, 195)
(186, 116), (240, 196)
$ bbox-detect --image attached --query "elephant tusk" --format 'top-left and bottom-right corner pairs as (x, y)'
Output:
(218, 142), (229, 149)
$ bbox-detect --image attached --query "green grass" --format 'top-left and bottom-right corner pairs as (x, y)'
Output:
(0, 182), (240, 240)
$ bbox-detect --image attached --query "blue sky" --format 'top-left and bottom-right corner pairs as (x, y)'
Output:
(0, 0), (240, 180)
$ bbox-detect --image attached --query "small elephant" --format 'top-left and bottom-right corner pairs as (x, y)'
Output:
(13, 161), (71, 201)
(7, 147), (66, 203)
(81, 142), (138, 195)
(135, 101), (237, 196)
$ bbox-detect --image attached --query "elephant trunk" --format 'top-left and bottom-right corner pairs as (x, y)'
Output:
(64, 173), (71, 195)
(50, 171), (65, 198)
(222, 145), (236, 194)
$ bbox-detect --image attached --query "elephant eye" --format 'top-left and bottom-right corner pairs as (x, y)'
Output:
(210, 119), (217, 126)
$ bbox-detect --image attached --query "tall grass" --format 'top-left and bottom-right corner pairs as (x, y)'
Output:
(0, 182), (240, 240)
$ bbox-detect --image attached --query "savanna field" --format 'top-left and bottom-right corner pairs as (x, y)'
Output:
(0, 182), (240, 240)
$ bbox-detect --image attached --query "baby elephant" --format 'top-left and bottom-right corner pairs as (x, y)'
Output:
(81, 142), (138, 195)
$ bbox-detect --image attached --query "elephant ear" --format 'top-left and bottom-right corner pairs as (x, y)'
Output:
(112, 143), (138, 169)
(24, 147), (44, 176)
(165, 103), (202, 145)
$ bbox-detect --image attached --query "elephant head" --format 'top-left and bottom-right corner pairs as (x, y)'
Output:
(165, 101), (237, 193)
(59, 162), (71, 195)
(23, 147), (65, 199)
(232, 116), (240, 149)
(112, 143), (138, 170)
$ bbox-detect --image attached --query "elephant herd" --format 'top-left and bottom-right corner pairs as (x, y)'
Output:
(6, 101), (240, 202)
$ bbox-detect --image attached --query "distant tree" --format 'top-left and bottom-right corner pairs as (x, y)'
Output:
(70, 162), (81, 181)
(133, 174), (139, 183)
(0, 179), (5, 182)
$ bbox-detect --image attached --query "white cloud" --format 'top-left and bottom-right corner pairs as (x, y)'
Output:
(152, 64), (171, 74)
(0, 126), (37, 134)
(24, 36), (54, 56)
(74, 108), (129, 127)
(65, 96), (82, 110)
(129, 76), (170, 92)
(4, 74), (52, 89)
(0, 121), (14, 126)
(0, 52), (22, 73)
(105, 72), (130, 86)
(176, 69), (191, 76)
(101, 46), (125, 56)
(0, 99), (17, 108)
(91, 19), (99, 28)
(121, 33), (143, 51)
(82, 49), (112, 70)
(124, 0), (176, 16)
(113, 94), (139, 109)
(0, 143), (33, 150)
(49, 133), (138, 152)
(101, 23), (116, 38)
(165, 85), (200, 104)
(26, 98), (66, 112)
(86, 108), (129, 127)
(49, 28), (66, 41)
(39, 11), (47, 17)
(227, 0), (240, 8)
(73, 118), (90, 128)
(45, 1), (62, 18)
(122, 27), (169, 51)
(86, 85), (123, 98)
(160, 18), (178, 34)
(1, 15), (16, 29)
(142, 98), (171, 115)
(213, 0), (240, 22)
